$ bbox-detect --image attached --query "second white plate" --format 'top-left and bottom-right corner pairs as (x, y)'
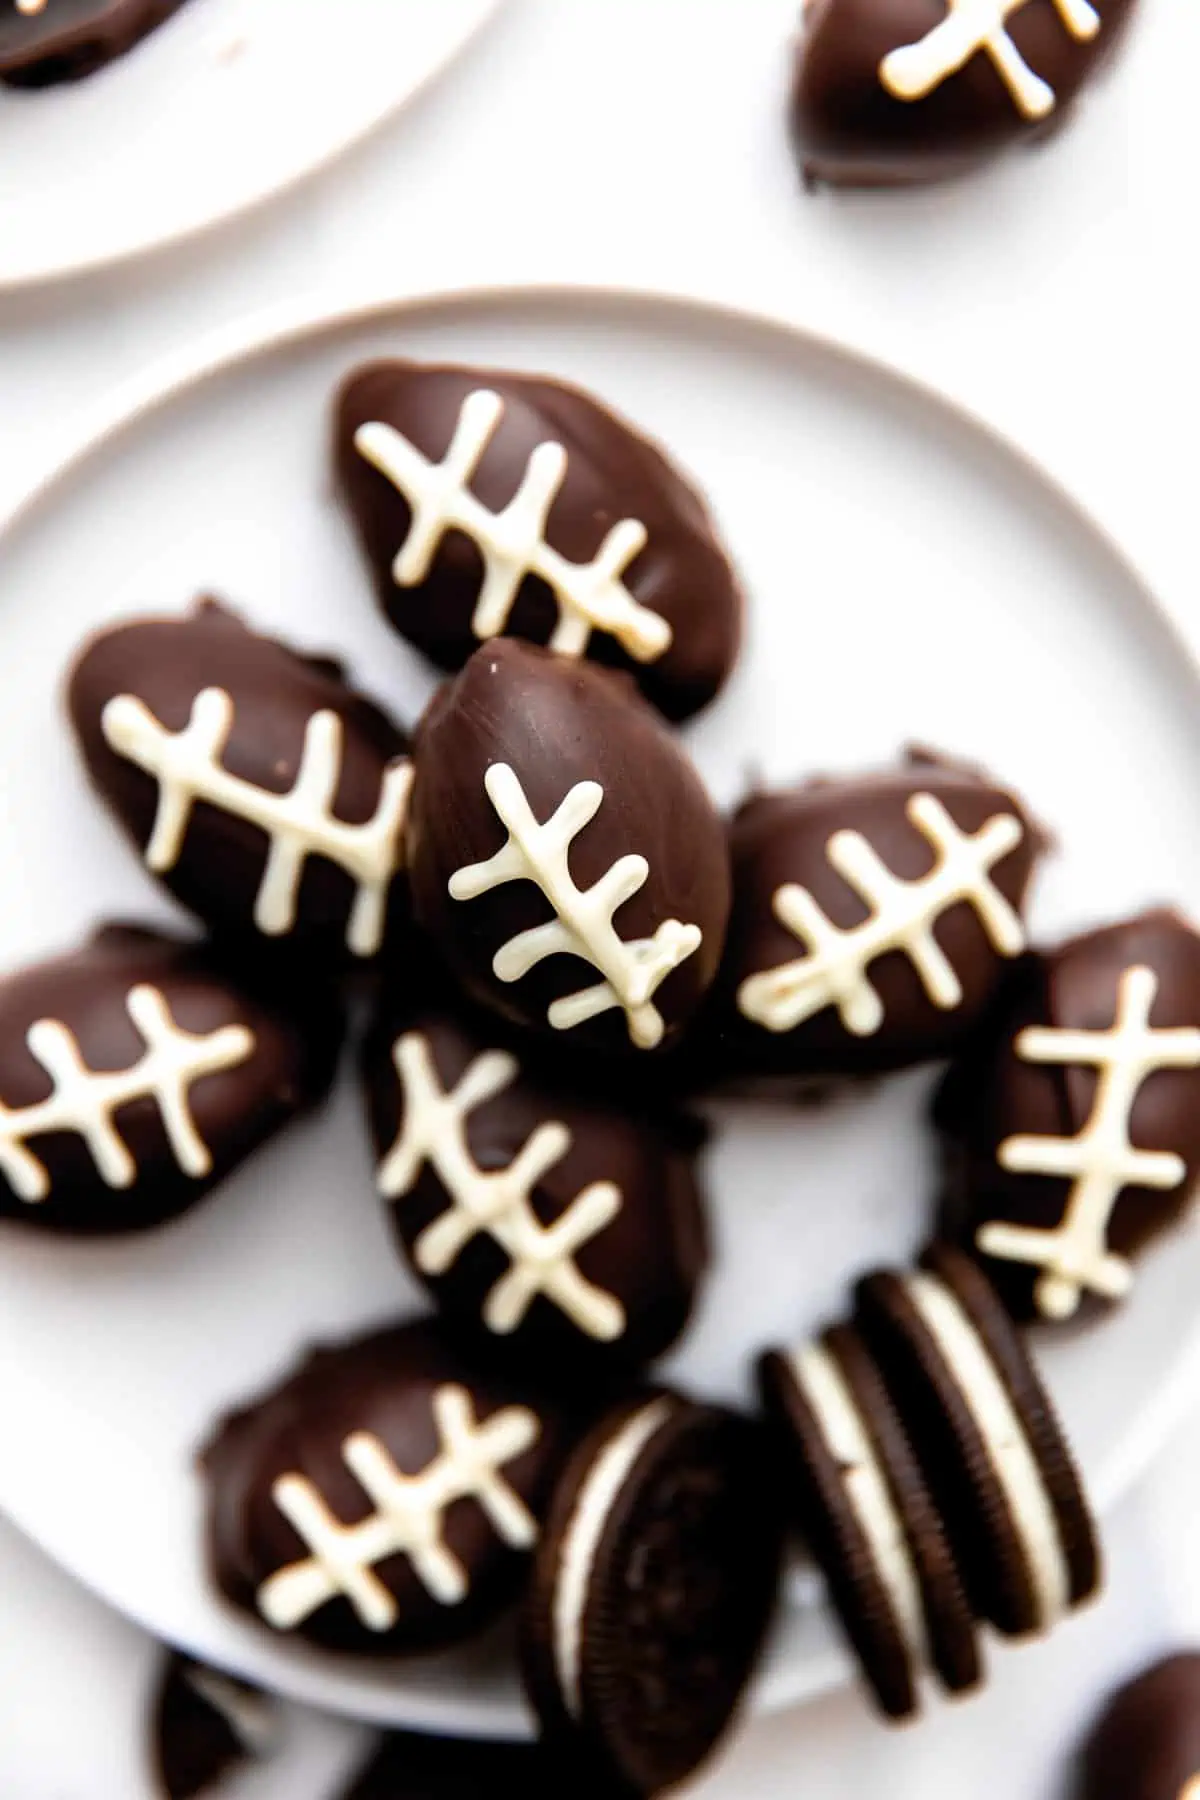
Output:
(0, 285), (1197, 1734)
(0, 0), (503, 288)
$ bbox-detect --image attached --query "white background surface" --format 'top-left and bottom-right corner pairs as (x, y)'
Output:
(0, 0), (1197, 1795)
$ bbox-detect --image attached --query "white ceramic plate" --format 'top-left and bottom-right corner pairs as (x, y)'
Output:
(0, 284), (1197, 1736)
(0, 0), (502, 289)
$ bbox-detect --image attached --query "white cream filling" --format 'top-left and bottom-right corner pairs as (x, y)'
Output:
(790, 1344), (931, 1672)
(906, 1272), (1071, 1631)
(552, 1398), (673, 1719)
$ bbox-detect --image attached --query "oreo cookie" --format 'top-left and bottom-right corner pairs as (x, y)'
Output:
(521, 1392), (783, 1794)
(1076, 1653), (1200, 1800)
(856, 1244), (1101, 1639)
(759, 1323), (980, 1720)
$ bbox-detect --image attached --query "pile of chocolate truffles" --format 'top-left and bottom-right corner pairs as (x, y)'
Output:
(7, 354), (1194, 1794)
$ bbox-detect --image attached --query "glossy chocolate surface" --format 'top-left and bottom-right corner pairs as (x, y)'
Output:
(0, 923), (339, 1235)
(202, 1319), (578, 1659)
(336, 360), (743, 723)
(406, 641), (731, 1056)
(69, 600), (412, 969)
(363, 996), (710, 1381)
(712, 752), (1042, 1083)
(937, 909), (1200, 1324)
(1077, 1654), (1200, 1800)
(0, 0), (187, 85)
(793, 0), (1137, 189)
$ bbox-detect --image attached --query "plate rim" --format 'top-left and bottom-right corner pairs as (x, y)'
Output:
(0, 276), (1195, 1727)
(0, 0), (507, 292)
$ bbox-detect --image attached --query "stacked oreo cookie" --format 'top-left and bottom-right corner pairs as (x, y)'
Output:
(762, 1245), (1101, 1721)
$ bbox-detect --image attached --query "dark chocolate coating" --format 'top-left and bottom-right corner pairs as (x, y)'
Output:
(150, 1651), (279, 1800)
(362, 997), (710, 1383)
(335, 361), (743, 724)
(0, 923), (339, 1236)
(936, 909), (1200, 1325)
(202, 1320), (579, 1659)
(793, 0), (1137, 189)
(1076, 1654), (1200, 1800)
(406, 641), (731, 1056)
(68, 600), (412, 971)
(0, 0), (188, 86)
(711, 752), (1042, 1084)
(339, 1730), (627, 1800)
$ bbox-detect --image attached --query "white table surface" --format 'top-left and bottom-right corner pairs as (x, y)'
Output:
(0, 1), (1197, 1794)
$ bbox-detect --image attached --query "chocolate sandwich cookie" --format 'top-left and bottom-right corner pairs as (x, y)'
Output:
(713, 753), (1042, 1085)
(68, 600), (413, 970)
(202, 1320), (578, 1660)
(339, 1729), (632, 1800)
(0, 923), (339, 1236)
(1076, 1653), (1200, 1800)
(0, 0), (187, 87)
(759, 1324), (980, 1720)
(363, 996), (710, 1383)
(407, 641), (731, 1057)
(522, 1392), (783, 1795)
(791, 0), (1138, 190)
(856, 1244), (1101, 1639)
(936, 909), (1200, 1325)
(335, 360), (743, 724)
(150, 1651), (281, 1800)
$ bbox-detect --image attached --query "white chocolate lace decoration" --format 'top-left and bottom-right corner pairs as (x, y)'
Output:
(379, 1032), (625, 1340)
(980, 965), (1200, 1319)
(101, 688), (412, 957)
(737, 793), (1025, 1038)
(0, 984), (253, 1202)
(880, 0), (1102, 122)
(257, 1386), (540, 1632)
(354, 389), (671, 664)
(448, 763), (702, 1050)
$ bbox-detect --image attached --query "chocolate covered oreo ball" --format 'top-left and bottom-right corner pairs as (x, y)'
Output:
(0, 0), (187, 87)
(336, 360), (743, 722)
(69, 601), (413, 970)
(363, 996), (709, 1382)
(0, 923), (339, 1236)
(202, 1320), (578, 1659)
(1076, 1654), (1200, 1800)
(792, 0), (1137, 189)
(406, 641), (731, 1056)
(936, 909), (1200, 1325)
(715, 753), (1042, 1084)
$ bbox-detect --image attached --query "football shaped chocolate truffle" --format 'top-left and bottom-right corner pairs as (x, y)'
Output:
(713, 753), (1042, 1084)
(202, 1319), (578, 1659)
(0, 923), (339, 1235)
(1076, 1654), (1200, 1800)
(362, 995), (710, 1381)
(406, 641), (731, 1056)
(0, 0), (188, 87)
(335, 360), (743, 722)
(792, 0), (1137, 190)
(68, 600), (413, 969)
(936, 909), (1200, 1325)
